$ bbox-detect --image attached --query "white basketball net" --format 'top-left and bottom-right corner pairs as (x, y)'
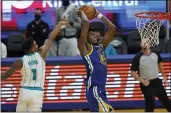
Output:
(136, 13), (166, 47)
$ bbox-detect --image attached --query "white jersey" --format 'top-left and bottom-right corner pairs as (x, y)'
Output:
(20, 52), (45, 89)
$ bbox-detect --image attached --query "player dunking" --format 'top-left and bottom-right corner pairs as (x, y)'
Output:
(77, 8), (116, 112)
(1, 20), (69, 112)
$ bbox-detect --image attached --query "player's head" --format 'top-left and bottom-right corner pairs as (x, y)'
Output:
(22, 37), (38, 53)
(34, 8), (42, 21)
(87, 26), (102, 45)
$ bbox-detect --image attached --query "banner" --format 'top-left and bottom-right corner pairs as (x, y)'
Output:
(1, 0), (166, 30)
(1, 64), (171, 102)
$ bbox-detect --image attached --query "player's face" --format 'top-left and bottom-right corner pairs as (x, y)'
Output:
(88, 31), (101, 45)
(31, 41), (38, 52)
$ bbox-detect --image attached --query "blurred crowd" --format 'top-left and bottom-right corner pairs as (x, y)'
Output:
(1, 0), (171, 58)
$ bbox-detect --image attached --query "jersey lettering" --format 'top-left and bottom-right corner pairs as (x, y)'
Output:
(98, 48), (107, 65)
(20, 52), (45, 88)
(28, 60), (38, 66)
(31, 69), (37, 80)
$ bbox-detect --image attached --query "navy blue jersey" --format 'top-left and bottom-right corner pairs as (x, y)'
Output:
(82, 44), (107, 88)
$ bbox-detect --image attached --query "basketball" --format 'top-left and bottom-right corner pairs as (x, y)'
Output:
(79, 5), (96, 20)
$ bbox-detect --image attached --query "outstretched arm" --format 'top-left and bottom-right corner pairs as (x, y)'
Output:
(95, 10), (116, 48)
(39, 21), (69, 60)
(1, 59), (23, 80)
(71, 5), (81, 28)
(77, 10), (90, 56)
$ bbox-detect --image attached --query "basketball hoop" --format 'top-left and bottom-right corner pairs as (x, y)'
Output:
(135, 12), (171, 47)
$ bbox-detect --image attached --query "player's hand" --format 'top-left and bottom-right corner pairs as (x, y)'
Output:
(58, 20), (70, 26)
(61, 17), (69, 23)
(76, 10), (86, 18)
(56, 21), (70, 30)
(141, 79), (150, 86)
(76, 10), (83, 17)
(61, 17), (67, 21)
(94, 9), (100, 18)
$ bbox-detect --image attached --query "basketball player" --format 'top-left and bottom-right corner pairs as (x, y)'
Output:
(77, 8), (116, 112)
(130, 40), (171, 112)
(1, 20), (69, 112)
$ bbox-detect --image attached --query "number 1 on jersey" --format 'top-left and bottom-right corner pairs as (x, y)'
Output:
(31, 69), (37, 80)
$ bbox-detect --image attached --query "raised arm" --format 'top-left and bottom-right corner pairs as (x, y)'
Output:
(1, 59), (23, 80)
(70, 5), (81, 28)
(39, 21), (69, 60)
(77, 10), (90, 56)
(95, 10), (116, 48)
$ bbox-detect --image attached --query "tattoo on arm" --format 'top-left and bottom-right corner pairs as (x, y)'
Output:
(1, 66), (16, 80)
(1, 59), (22, 81)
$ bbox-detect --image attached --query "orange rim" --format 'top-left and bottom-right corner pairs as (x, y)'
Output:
(135, 12), (170, 20)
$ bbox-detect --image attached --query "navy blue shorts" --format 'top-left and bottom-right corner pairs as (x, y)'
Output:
(86, 86), (114, 112)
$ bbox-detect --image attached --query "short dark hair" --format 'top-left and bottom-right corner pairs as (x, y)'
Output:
(77, 24), (103, 40)
(76, 26), (96, 40)
(89, 26), (104, 36)
(22, 37), (34, 52)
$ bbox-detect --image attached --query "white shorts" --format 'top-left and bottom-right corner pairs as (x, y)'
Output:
(16, 88), (44, 112)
